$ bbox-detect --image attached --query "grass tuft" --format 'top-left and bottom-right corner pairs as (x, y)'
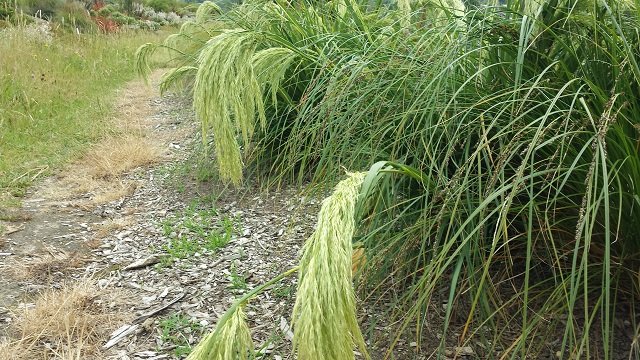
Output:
(1, 281), (128, 359)
(85, 135), (163, 179)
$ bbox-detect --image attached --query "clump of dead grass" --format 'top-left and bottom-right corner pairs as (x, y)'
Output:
(11, 248), (86, 283)
(91, 180), (138, 205)
(36, 134), (160, 207)
(2, 281), (128, 360)
(86, 135), (163, 179)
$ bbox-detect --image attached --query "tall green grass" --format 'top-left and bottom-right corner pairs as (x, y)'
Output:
(140, 0), (640, 358)
(0, 24), (166, 209)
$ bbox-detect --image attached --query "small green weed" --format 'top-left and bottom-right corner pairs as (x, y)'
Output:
(159, 202), (238, 262)
(195, 156), (218, 183)
(228, 263), (247, 291)
(204, 215), (235, 251)
(271, 283), (293, 299)
(164, 235), (198, 259)
(155, 255), (175, 270)
(158, 312), (202, 358)
(160, 145), (218, 193)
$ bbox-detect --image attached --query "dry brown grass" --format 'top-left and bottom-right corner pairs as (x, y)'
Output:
(1, 281), (128, 359)
(11, 248), (86, 283)
(85, 135), (163, 179)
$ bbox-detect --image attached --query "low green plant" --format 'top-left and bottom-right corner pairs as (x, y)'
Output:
(270, 283), (292, 299)
(227, 263), (247, 291)
(164, 235), (198, 258)
(160, 204), (236, 261)
(204, 225), (231, 251)
(159, 312), (203, 357)
(155, 255), (175, 269)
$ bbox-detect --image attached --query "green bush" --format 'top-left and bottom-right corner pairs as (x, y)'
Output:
(109, 10), (135, 25)
(0, 3), (15, 20)
(18, 0), (63, 18)
(144, 0), (176, 12)
(96, 4), (117, 16)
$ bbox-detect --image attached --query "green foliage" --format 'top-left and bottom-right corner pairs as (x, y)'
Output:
(0, 2), (16, 20)
(19, 0), (63, 18)
(145, 0), (178, 12)
(160, 203), (236, 261)
(109, 10), (136, 25)
(96, 4), (117, 16)
(55, 0), (94, 30)
(143, 0), (640, 358)
(227, 263), (247, 291)
(164, 235), (199, 258)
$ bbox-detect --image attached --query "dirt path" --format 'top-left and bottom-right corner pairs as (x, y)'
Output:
(0, 73), (319, 359)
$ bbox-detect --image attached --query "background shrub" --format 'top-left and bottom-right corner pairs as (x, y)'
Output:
(19, 0), (64, 18)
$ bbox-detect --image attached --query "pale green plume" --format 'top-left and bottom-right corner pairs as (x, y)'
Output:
(160, 66), (198, 95)
(252, 47), (297, 109)
(163, 33), (182, 49)
(196, 0), (222, 23)
(396, 0), (411, 28)
(193, 29), (261, 185)
(194, 30), (298, 185)
(187, 306), (253, 360)
(292, 172), (370, 360)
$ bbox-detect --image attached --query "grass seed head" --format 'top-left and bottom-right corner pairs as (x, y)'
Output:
(187, 305), (253, 360)
(292, 172), (369, 360)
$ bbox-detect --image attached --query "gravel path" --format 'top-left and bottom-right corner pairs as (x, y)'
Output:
(0, 75), (319, 360)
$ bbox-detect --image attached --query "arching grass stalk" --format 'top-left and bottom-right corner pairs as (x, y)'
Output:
(195, 0), (222, 23)
(187, 267), (299, 360)
(292, 172), (370, 360)
(134, 42), (158, 82)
